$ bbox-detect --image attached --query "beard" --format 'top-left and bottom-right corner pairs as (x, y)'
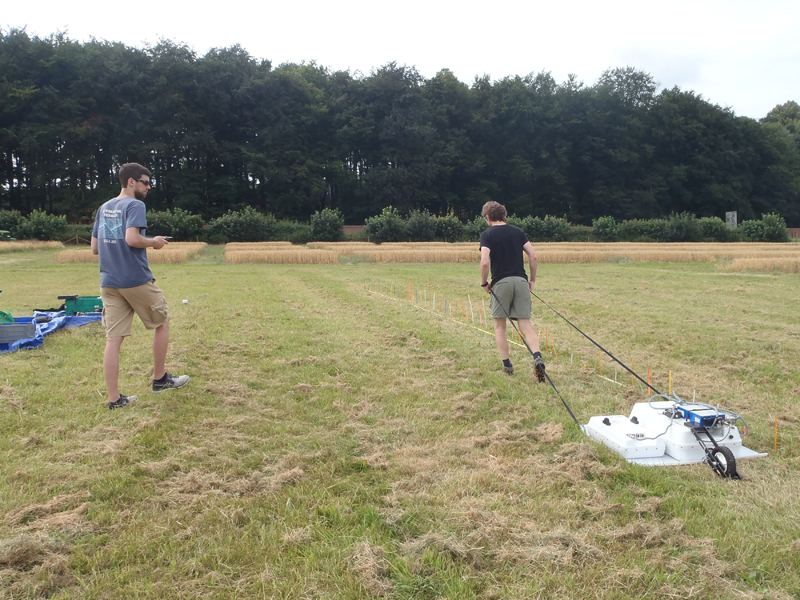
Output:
(134, 189), (148, 201)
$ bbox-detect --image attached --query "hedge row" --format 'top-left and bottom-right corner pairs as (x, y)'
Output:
(0, 207), (789, 243)
(591, 213), (789, 243)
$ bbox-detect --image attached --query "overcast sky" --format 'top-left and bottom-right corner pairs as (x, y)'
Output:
(4, 0), (798, 119)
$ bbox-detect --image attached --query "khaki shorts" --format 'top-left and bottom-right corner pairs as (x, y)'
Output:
(101, 280), (169, 338)
(490, 277), (532, 319)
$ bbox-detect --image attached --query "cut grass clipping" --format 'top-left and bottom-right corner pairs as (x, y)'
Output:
(55, 242), (207, 264)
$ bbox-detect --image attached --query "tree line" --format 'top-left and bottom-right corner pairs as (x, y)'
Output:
(2, 29), (799, 226)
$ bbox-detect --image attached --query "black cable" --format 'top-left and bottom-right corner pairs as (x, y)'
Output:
(489, 288), (581, 426)
(531, 291), (662, 397)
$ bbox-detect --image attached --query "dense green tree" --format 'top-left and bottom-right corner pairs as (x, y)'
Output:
(1, 30), (798, 226)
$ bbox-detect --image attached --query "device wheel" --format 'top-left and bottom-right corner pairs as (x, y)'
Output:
(710, 446), (739, 479)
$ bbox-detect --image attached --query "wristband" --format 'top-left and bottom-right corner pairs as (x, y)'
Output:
(481, 282), (489, 287)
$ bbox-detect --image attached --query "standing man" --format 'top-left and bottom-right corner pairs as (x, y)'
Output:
(91, 163), (190, 410)
(479, 201), (545, 381)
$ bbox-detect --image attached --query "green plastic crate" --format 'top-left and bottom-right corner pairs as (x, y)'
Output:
(58, 295), (103, 315)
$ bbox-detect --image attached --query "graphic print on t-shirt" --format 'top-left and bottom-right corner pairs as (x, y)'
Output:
(99, 209), (124, 242)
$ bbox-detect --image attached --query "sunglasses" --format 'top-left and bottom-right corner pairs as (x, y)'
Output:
(135, 178), (153, 187)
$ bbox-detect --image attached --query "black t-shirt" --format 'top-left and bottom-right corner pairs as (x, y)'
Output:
(480, 224), (529, 285)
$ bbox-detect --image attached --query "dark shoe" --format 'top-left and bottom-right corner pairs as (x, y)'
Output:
(502, 365), (514, 376)
(534, 357), (546, 383)
(108, 394), (137, 410)
(152, 372), (190, 393)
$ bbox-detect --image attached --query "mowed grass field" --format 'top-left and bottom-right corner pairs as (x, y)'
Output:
(1, 244), (799, 599)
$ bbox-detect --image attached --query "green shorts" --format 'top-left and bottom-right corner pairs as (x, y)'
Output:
(490, 277), (532, 319)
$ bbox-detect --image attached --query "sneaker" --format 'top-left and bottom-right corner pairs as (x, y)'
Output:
(152, 372), (190, 393)
(502, 365), (514, 375)
(108, 394), (137, 410)
(534, 357), (546, 383)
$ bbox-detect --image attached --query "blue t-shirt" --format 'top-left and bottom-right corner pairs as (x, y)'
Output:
(92, 197), (154, 288)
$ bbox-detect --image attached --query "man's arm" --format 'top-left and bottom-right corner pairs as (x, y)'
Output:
(523, 241), (538, 290)
(125, 227), (167, 249)
(480, 246), (491, 292)
(91, 236), (99, 255)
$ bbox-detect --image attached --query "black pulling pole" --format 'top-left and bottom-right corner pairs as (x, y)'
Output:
(488, 288), (581, 427)
(531, 291), (663, 397)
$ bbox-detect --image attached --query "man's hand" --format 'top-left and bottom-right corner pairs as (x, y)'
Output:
(483, 283), (492, 294)
(529, 278), (535, 291)
(151, 236), (168, 250)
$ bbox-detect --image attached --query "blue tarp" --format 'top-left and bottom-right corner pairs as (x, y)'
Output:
(0, 311), (102, 354)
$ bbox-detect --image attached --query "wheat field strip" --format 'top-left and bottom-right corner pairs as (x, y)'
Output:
(224, 249), (339, 264)
(0, 241), (63, 252)
(54, 243), (207, 264)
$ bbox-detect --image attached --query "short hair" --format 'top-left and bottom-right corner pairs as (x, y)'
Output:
(481, 201), (507, 222)
(118, 163), (151, 187)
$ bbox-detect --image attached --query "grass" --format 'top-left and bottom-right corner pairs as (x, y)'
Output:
(1, 245), (800, 599)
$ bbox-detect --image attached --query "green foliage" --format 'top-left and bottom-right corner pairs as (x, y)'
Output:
(60, 223), (94, 242)
(146, 209), (205, 241)
(0, 209), (24, 235)
(405, 209), (436, 242)
(208, 206), (277, 242)
(142, 211), (171, 237)
(169, 208), (206, 241)
(435, 213), (464, 242)
(664, 212), (702, 242)
(617, 218), (669, 242)
(698, 217), (734, 242)
(761, 213), (789, 242)
(740, 213), (789, 242)
(287, 223), (313, 245)
(592, 216), (618, 241)
(738, 220), (766, 242)
(541, 216), (572, 241)
(508, 215), (571, 242)
(310, 208), (344, 242)
(567, 225), (594, 241)
(364, 206), (406, 243)
(463, 215), (489, 241)
(13, 210), (68, 240)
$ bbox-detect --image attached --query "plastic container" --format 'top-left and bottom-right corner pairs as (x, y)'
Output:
(0, 318), (36, 343)
(58, 295), (103, 315)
